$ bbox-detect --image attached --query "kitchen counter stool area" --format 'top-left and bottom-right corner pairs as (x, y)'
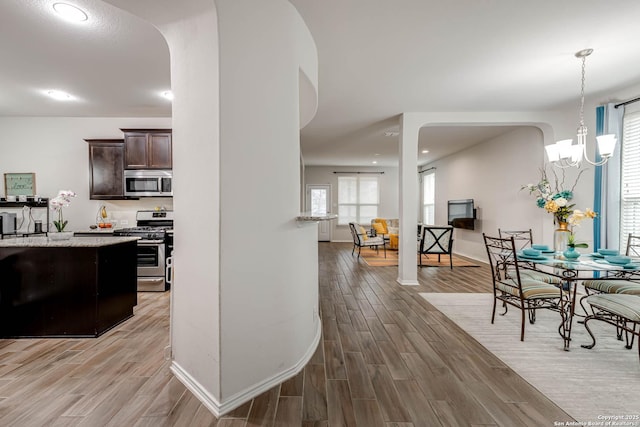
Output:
(0, 237), (138, 338)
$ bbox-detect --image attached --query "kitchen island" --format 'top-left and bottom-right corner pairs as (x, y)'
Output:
(0, 235), (139, 338)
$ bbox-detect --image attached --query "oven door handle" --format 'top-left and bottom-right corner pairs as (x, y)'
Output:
(166, 256), (173, 284)
(137, 239), (165, 245)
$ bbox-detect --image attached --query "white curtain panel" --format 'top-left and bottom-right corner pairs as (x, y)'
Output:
(602, 102), (624, 249)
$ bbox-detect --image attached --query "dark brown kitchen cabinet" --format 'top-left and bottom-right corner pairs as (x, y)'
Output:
(86, 139), (125, 200)
(0, 240), (137, 338)
(121, 129), (172, 169)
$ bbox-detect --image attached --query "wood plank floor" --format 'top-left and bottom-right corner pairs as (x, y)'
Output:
(0, 242), (573, 426)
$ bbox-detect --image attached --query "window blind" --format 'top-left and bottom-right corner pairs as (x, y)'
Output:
(338, 175), (379, 225)
(422, 171), (435, 224)
(620, 111), (640, 245)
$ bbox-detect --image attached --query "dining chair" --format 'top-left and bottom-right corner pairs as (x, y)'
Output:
(626, 234), (640, 258)
(498, 229), (533, 251)
(580, 234), (640, 316)
(498, 228), (563, 286)
(483, 234), (567, 341)
(581, 293), (640, 363)
(418, 225), (454, 269)
(348, 222), (386, 259)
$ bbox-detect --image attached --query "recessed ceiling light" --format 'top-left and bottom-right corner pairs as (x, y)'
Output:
(161, 90), (174, 101)
(421, 149), (429, 154)
(372, 160), (378, 164)
(52, 3), (88, 22)
(45, 90), (74, 101)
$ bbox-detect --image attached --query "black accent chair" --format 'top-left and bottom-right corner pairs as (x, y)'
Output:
(348, 222), (386, 259)
(418, 225), (454, 269)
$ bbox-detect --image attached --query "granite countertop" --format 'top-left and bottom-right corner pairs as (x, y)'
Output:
(297, 212), (339, 221)
(0, 235), (139, 248)
(74, 228), (117, 234)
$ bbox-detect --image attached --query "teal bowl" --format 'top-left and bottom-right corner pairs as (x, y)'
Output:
(532, 244), (549, 251)
(522, 248), (541, 257)
(598, 248), (620, 256)
(604, 255), (632, 265)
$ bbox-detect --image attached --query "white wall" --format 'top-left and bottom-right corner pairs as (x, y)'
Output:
(304, 166), (399, 241)
(425, 126), (544, 261)
(158, 2), (223, 409)
(105, 0), (226, 412)
(104, 0), (319, 415)
(216, 0), (320, 407)
(0, 117), (172, 232)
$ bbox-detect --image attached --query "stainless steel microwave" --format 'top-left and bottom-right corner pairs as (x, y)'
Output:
(124, 169), (173, 197)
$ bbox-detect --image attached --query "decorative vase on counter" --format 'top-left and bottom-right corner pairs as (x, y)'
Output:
(48, 231), (73, 241)
(563, 246), (580, 260)
(554, 221), (571, 253)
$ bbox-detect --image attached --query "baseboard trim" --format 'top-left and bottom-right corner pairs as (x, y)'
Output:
(171, 317), (322, 417)
(170, 362), (222, 417)
(397, 278), (419, 286)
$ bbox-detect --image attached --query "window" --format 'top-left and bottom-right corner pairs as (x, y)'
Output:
(621, 111), (640, 245)
(422, 171), (435, 224)
(338, 175), (379, 225)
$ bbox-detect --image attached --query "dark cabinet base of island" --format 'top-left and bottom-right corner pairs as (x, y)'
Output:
(0, 240), (137, 338)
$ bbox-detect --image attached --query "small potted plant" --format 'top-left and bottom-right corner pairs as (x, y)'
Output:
(49, 190), (76, 239)
(564, 233), (588, 260)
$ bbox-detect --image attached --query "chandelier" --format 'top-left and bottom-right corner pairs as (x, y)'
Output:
(544, 49), (617, 167)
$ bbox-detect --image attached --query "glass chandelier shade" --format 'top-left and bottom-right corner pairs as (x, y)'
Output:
(545, 49), (617, 168)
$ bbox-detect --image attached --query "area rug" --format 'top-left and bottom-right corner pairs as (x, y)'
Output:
(358, 248), (479, 267)
(419, 292), (640, 423)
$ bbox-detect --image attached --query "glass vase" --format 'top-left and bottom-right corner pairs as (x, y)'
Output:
(554, 222), (570, 253)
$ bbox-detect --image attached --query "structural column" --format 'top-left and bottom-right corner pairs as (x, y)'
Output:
(397, 113), (420, 285)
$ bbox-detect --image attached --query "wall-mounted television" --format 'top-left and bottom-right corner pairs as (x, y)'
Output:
(447, 199), (476, 230)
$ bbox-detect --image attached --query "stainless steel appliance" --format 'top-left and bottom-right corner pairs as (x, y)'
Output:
(113, 210), (174, 291)
(124, 169), (173, 197)
(0, 212), (17, 234)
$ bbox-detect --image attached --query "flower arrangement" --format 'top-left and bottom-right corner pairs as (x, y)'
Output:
(522, 168), (597, 252)
(50, 190), (76, 232)
(521, 168), (592, 225)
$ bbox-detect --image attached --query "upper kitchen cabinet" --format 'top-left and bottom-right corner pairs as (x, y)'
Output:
(86, 139), (125, 200)
(121, 129), (172, 169)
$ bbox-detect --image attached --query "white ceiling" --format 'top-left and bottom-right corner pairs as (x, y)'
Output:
(3, 0), (640, 167)
(0, 0), (171, 117)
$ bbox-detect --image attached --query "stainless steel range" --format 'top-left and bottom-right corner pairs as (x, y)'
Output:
(114, 210), (174, 291)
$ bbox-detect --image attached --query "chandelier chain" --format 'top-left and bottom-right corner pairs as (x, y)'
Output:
(579, 54), (586, 128)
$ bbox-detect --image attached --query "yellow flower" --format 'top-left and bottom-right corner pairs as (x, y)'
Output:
(544, 200), (559, 214)
(585, 208), (597, 219)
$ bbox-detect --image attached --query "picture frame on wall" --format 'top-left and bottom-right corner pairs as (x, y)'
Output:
(4, 173), (36, 197)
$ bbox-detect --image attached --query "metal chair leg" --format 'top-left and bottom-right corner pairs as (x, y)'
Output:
(491, 297), (497, 324)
